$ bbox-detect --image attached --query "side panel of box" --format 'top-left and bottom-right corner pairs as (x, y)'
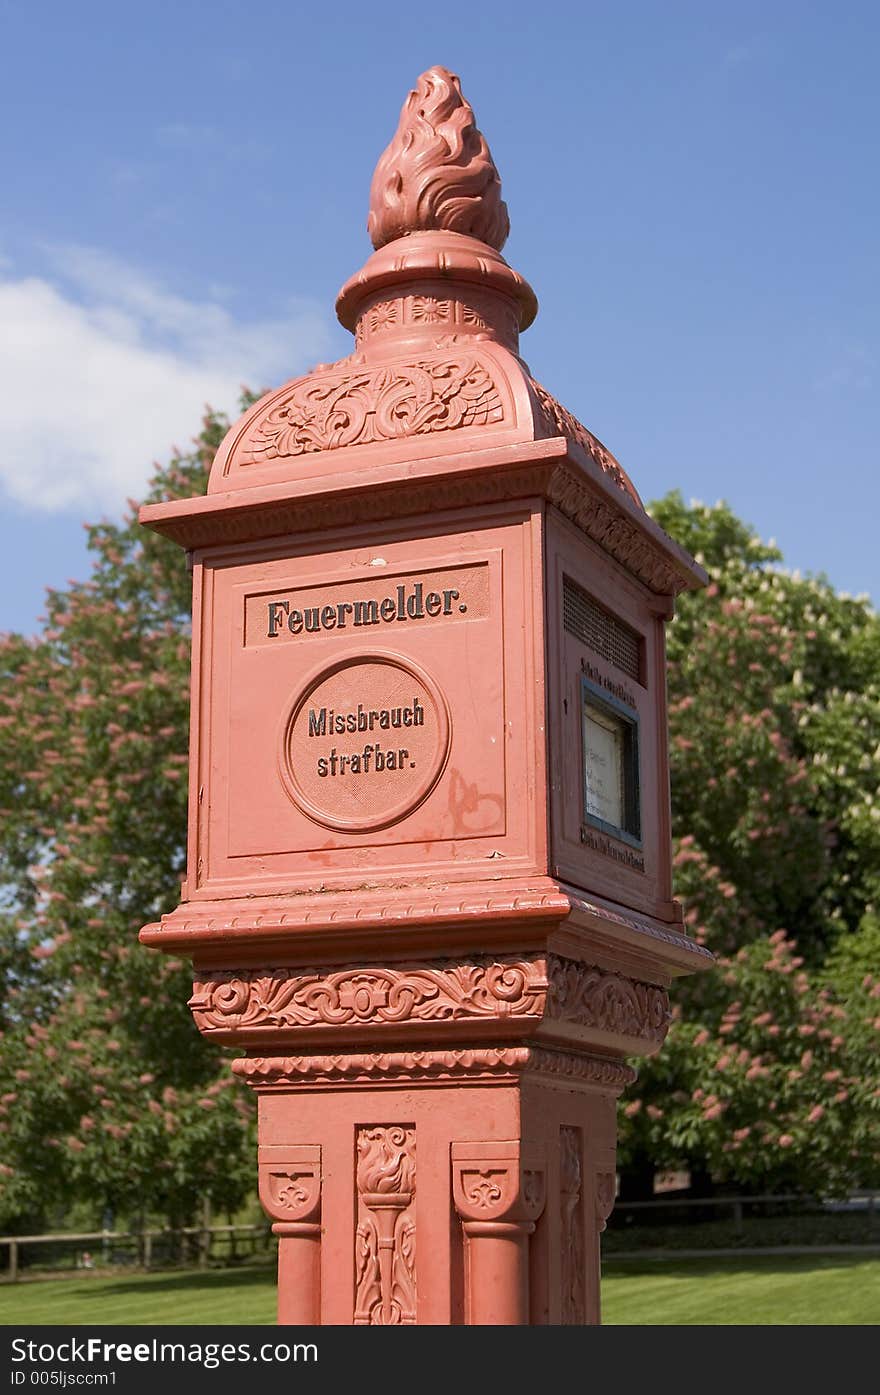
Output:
(545, 506), (676, 921)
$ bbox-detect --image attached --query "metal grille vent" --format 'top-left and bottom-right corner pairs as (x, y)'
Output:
(563, 577), (642, 682)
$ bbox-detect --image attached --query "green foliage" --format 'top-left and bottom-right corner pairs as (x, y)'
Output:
(0, 403), (259, 1231)
(619, 494), (880, 1193)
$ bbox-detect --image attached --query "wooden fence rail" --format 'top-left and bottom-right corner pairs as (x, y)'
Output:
(3, 1194), (877, 1280)
(0, 1223), (273, 1283)
(611, 1192), (879, 1240)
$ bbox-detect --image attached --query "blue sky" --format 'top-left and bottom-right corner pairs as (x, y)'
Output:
(1, 1), (878, 633)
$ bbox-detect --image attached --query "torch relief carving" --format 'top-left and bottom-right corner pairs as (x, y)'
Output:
(354, 1125), (417, 1325)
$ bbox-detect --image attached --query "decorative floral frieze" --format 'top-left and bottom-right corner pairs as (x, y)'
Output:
(546, 466), (687, 595)
(461, 302), (487, 328)
(411, 295), (451, 324)
(231, 1045), (636, 1089)
(354, 290), (517, 349)
(355, 1126), (417, 1325)
(194, 955), (666, 1050)
(368, 300), (400, 335)
(190, 957), (546, 1035)
(523, 1048), (637, 1091)
(547, 959), (670, 1044)
(236, 356), (504, 465)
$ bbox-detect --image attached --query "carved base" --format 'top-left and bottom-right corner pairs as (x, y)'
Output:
(252, 1043), (621, 1325)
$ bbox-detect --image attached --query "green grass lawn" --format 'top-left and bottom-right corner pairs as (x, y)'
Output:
(602, 1255), (880, 1325)
(0, 1266), (277, 1326)
(0, 1255), (877, 1325)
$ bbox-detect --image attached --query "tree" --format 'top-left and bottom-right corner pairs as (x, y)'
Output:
(618, 494), (880, 1195)
(0, 405), (257, 1231)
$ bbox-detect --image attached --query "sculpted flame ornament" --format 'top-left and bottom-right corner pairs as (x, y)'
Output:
(368, 66), (509, 251)
(358, 1125), (416, 1195)
(355, 1126), (417, 1325)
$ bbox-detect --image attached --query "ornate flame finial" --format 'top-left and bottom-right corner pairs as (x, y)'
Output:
(368, 66), (510, 252)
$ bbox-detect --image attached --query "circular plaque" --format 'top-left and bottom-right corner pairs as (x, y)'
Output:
(278, 652), (451, 832)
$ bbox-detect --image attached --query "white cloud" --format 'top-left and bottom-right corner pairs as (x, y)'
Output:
(0, 248), (333, 513)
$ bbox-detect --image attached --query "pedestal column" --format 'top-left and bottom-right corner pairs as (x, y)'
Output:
(452, 1141), (545, 1325)
(258, 1145), (322, 1326)
(138, 63), (713, 1328)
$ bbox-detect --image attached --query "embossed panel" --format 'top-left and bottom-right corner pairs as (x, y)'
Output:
(244, 562), (489, 649)
(279, 654), (450, 832)
(195, 511), (543, 894)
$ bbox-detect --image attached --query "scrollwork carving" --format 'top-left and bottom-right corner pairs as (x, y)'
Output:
(190, 957), (546, 1035)
(195, 956), (667, 1052)
(236, 356), (504, 465)
(547, 959), (670, 1044)
(460, 1170), (506, 1212)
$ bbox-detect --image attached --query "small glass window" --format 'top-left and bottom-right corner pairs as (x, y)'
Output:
(581, 679), (641, 845)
